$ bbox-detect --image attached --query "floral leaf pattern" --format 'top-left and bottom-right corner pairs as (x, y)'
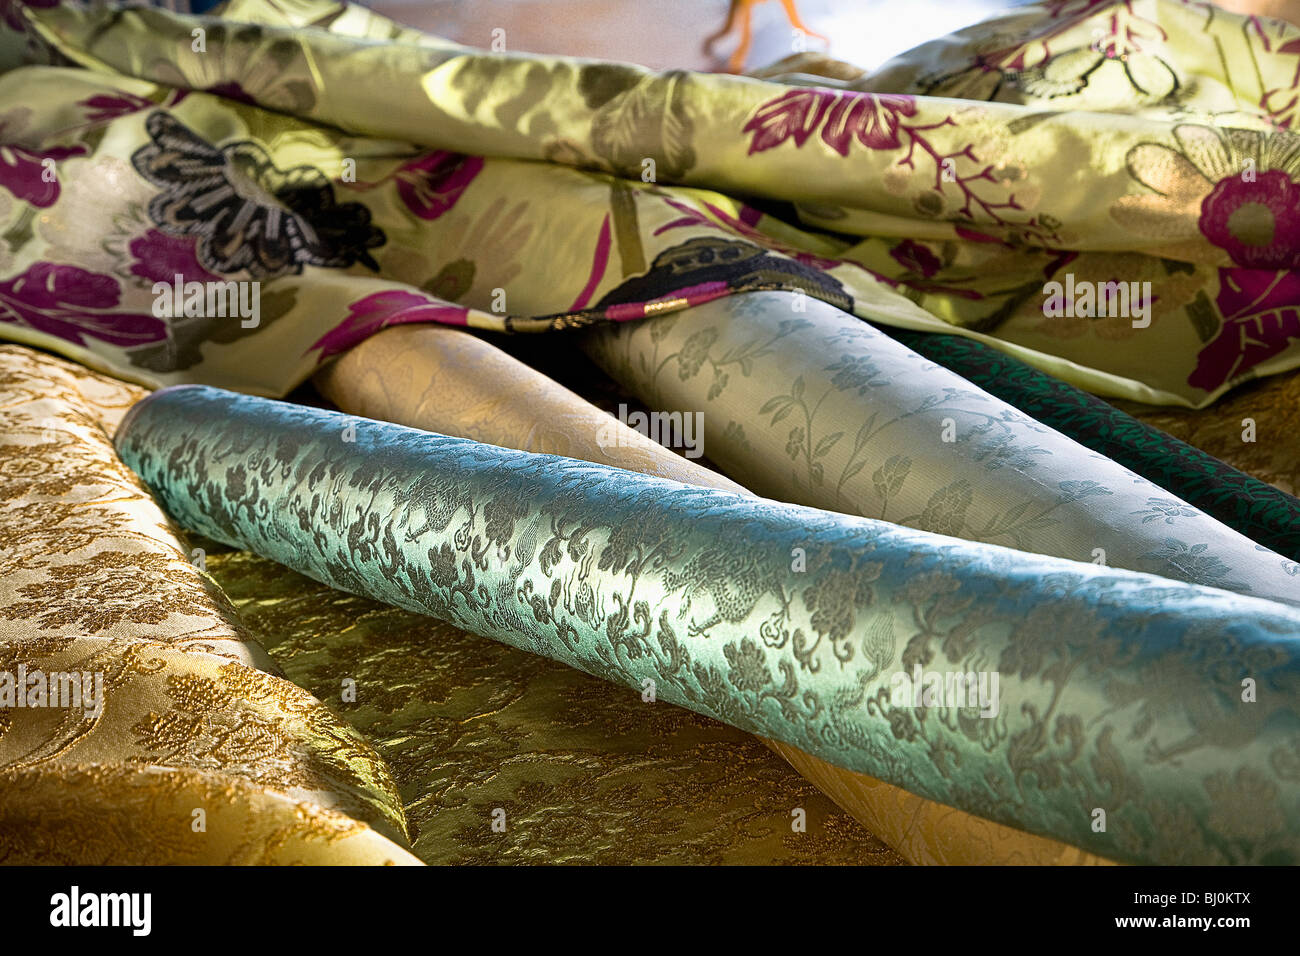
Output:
(131, 112), (385, 278)
(582, 291), (1300, 603)
(3, 0), (1300, 405)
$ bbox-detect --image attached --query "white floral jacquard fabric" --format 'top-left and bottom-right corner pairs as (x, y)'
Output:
(582, 293), (1300, 606)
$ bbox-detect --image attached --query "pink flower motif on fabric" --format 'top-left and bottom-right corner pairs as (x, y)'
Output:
(307, 289), (468, 360)
(1198, 169), (1300, 270)
(127, 229), (221, 286)
(0, 262), (165, 348)
(655, 195), (843, 271)
(1189, 268), (1300, 392)
(77, 92), (156, 124)
(889, 239), (942, 278)
(0, 140), (86, 208)
(741, 89), (1038, 231)
(743, 89), (918, 157)
(394, 151), (485, 221)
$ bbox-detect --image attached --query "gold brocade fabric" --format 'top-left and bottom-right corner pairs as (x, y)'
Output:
(206, 546), (904, 865)
(316, 325), (1113, 865)
(1114, 368), (1300, 496)
(0, 344), (418, 865)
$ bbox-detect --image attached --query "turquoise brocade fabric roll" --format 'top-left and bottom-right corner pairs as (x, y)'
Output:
(116, 385), (1300, 865)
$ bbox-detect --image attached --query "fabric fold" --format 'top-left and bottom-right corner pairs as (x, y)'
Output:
(116, 383), (1300, 864)
(3, 0), (1298, 405)
(0, 344), (418, 865)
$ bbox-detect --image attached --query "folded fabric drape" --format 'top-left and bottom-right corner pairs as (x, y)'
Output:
(876, 326), (1300, 562)
(0, 344), (418, 864)
(581, 292), (1300, 606)
(316, 323), (1110, 864)
(2, 0), (1297, 406)
(116, 384), (1300, 864)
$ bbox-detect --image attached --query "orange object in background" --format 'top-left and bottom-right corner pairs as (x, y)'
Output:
(705, 0), (827, 72)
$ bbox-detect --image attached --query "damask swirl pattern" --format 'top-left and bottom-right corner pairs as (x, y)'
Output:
(0, 345), (417, 865)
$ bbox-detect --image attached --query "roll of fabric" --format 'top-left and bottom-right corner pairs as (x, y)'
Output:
(1113, 369), (1300, 498)
(878, 327), (1300, 562)
(0, 345), (418, 865)
(581, 293), (1300, 607)
(207, 546), (906, 865)
(314, 324), (749, 493)
(316, 323), (1110, 864)
(116, 384), (1300, 864)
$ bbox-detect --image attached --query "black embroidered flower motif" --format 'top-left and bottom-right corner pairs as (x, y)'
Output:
(131, 112), (384, 279)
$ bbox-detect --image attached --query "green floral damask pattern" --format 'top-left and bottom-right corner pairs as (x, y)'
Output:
(581, 293), (1300, 606)
(116, 385), (1300, 865)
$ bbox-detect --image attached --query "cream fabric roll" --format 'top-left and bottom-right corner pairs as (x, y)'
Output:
(581, 292), (1300, 608)
(314, 323), (748, 494)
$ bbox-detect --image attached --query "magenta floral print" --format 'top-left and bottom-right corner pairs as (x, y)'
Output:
(889, 239), (942, 278)
(308, 289), (468, 360)
(0, 108), (87, 209)
(76, 91), (156, 124)
(1258, 31), (1300, 130)
(0, 262), (165, 348)
(741, 88), (1038, 230)
(1198, 169), (1300, 270)
(127, 229), (221, 287)
(392, 151), (484, 221)
(744, 89), (918, 156)
(1117, 125), (1300, 270)
(655, 194), (842, 271)
(1189, 268), (1300, 391)
(0, 142), (85, 208)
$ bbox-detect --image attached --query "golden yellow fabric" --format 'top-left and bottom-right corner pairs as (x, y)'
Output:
(316, 324), (1113, 865)
(207, 546), (905, 865)
(0, 344), (418, 865)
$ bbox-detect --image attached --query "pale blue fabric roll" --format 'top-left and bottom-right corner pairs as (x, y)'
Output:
(117, 384), (1300, 864)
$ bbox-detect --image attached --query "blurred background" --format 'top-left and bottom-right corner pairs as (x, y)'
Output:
(172, 0), (1300, 69)
(364, 0), (1028, 71)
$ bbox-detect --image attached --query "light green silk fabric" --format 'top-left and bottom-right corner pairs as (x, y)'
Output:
(115, 384), (1300, 865)
(2, 0), (1297, 405)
